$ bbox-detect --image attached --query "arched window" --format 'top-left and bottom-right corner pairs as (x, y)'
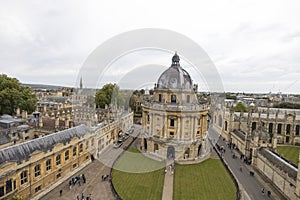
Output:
(73, 146), (77, 156)
(56, 155), (61, 165)
(79, 143), (83, 153)
(65, 150), (69, 161)
(268, 123), (273, 133)
(218, 115), (222, 127)
(187, 95), (190, 103)
(252, 122), (257, 131)
(286, 124), (291, 135)
(277, 124), (282, 134)
(171, 95), (176, 103)
(225, 121), (228, 131)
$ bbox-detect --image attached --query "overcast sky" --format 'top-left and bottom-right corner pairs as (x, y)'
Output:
(0, 0), (300, 93)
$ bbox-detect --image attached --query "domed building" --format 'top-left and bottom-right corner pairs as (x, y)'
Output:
(141, 52), (209, 161)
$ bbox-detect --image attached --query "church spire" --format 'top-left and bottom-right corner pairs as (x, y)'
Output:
(80, 76), (83, 89)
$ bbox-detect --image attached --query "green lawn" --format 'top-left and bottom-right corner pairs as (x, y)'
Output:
(112, 148), (165, 200)
(277, 145), (300, 165)
(174, 159), (237, 200)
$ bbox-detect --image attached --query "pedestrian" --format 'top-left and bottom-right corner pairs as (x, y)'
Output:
(261, 188), (265, 195)
(239, 166), (242, 172)
(76, 195), (79, 200)
(82, 174), (86, 183)
(82, 192), (84, 200)
(267, 190), (271, 197)
(164, 169), (167, 174)
(59, 189), (62, 196)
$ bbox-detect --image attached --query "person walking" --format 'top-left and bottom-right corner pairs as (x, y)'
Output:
(59, 189), (62, 197)
(261, 188), (265, 196)
(82, 174), (86, 183)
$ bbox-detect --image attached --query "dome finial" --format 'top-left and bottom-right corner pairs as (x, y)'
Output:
(172, 51), (180, 66)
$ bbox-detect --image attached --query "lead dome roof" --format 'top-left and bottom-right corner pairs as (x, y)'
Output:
(157, 53), (193, 90)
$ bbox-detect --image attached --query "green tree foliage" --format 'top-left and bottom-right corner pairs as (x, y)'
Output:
(273, 102), (300, 109)
(95, 83), (124, 108)
(225, 93), (237, 100)
(234, 102), (248, 112)
(0, 74), (37, 115)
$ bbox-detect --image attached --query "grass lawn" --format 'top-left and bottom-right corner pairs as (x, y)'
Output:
(277, 145), (300, 165)
(112, 148), (165, 200)
(174, 159), (237, 200)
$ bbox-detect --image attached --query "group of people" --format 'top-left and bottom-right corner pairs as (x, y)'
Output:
(102, 174), (110, 181)
(69, 174), (86, 189)
(261, 187), (271, 197)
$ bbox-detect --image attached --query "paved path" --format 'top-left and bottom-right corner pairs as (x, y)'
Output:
(209, 127), (286, 200)
(40, 125), (142, 200)
(162, 163), (174, 200)
(40, 160), (114, 200)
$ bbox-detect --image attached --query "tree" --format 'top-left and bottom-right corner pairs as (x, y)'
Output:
(234, 102), (248, 112)
(95, 83), (124, 108)
(0, 74), (37, 115)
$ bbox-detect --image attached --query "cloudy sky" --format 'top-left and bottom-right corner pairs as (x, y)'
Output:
(0, 0), (300, 93)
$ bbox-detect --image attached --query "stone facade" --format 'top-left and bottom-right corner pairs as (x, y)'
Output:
(255, 148), (299, 200)
(0, 112), (133, 199)
(141, 53), (208, 161)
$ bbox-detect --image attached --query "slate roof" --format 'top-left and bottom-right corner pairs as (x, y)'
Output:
(0, 124), (90, 165)
(232, 129), (246, 140)
(259, 148), (298, 181)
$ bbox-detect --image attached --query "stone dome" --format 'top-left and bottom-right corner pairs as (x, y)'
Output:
(157, 52), (193, 89)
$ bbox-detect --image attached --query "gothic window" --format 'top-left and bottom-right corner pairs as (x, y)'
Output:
(225, 121), (228, 131)
(251, 122), (257, 131)
(269, 123), (273, 133)
(286, 124), (291, 135)
(277, 124), (282, 134)
(20, 171), (28, 185)
(296, 125), (300, 136)
(158, 94), (162, 102)
(34, 164), (41, 177)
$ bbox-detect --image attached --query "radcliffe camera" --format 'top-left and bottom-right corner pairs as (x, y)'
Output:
(0, 1), (300, 200)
